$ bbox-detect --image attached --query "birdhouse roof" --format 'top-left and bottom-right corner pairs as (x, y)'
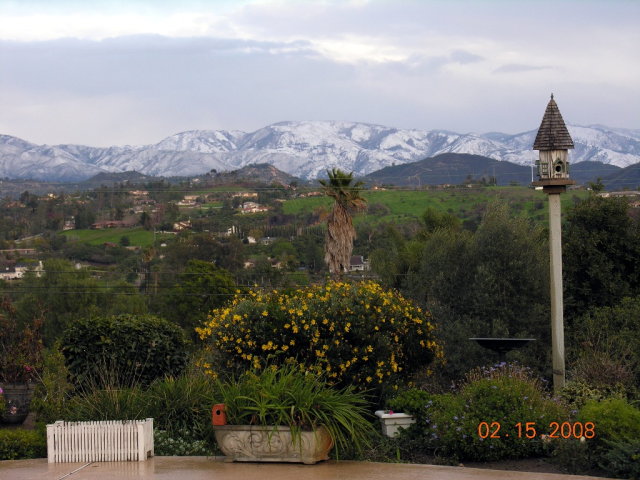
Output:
(533, 95), (574, 151)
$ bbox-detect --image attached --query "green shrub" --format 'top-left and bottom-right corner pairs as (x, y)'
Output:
(61, 314), (188, 387)
(558, 380), (628, 412)
(569, 296), (640, 390)
(552, 399), (640, 477)
(197, 281), (442, 399)
(599, 438), (640, 479)
(64, 385), (146, 422)
(215, 363), (377, 457)
(31, 344), (74, 425)
(389, 363), (567, 462)
(145, 371), (218, 444)
(579, 398), (640, 445)
(0, 429), (46, 460)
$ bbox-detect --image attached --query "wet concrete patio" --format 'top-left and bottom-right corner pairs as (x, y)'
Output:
(0, 457), (615, 480)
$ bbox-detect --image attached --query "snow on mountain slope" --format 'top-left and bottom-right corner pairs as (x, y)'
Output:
(154, 130), (245, 153)
(1, 122), (639, 182)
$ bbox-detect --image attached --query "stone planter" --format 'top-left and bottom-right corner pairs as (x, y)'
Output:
(374, 410), (415, 437)
(1, 383), (35, 425)
(213, 425), (333, 464)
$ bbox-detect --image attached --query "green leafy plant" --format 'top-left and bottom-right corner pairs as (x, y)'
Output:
(215, 363), (377, 456)
(0, 429), (46, 460)
(198, 280), (442, 399)
(61, 314), (188, 387)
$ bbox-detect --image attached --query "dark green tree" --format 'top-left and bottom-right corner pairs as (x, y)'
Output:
(164, 259), (236, 337)
(563, 195), (640, 319)
(391, 202), (550, 380)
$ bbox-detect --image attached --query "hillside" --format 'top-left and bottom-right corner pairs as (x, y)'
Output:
(207, 163), (301, 186)
(363, 153), (527, 186)
(602, 162), (640, 191)
(363, 154), (623, 188)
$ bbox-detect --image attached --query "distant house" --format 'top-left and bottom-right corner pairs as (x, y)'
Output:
(232, 192), (258, 199)
(173, 220), (192, 231)
(63, 218), (76, 231)
(90, 220), (135, 229)
(240, 202), (269, 214)
(598, 191), (640, 198)
(222, 225), (240, 237)
(0, 261), (43, 280)
(349, 255), (369, 272)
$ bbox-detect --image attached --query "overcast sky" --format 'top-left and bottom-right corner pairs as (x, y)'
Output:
(1, 0), (638, 147)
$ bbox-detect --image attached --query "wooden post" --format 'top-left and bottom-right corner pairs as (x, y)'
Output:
(532, 94), (574, 393)
(548, 193), (565, 392)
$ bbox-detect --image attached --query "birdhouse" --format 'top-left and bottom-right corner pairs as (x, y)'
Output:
(533, 94), (574, 183)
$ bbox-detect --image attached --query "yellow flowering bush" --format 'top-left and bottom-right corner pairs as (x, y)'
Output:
(197, 281), (442, 396)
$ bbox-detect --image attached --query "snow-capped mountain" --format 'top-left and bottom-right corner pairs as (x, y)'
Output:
(1, 122), (639, 182)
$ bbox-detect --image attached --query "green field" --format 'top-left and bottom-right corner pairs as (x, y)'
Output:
(62, 227), (173, 247)
(283, 187), (589, 225)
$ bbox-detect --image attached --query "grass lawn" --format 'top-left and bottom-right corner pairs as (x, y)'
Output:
(283, 187), (589, 226)
(61, 227), (173, 247)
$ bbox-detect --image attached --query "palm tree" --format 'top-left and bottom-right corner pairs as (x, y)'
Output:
(319, 168), (367, 277)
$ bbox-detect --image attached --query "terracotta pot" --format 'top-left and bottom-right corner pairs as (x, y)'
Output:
(1, 383), (35, 425)
(213, 425), (333, 464)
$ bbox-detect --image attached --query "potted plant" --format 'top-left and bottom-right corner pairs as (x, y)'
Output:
(0, 298), (43, 424)
(212, 364), (376, 464)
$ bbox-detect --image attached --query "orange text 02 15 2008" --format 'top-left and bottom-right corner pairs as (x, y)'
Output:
(477, 421), (595, 440)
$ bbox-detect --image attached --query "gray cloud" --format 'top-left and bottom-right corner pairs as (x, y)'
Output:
(1, 0), (639, 145)
(450, 50), (483, 64)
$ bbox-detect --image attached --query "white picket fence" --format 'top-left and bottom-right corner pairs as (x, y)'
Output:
(46, 419), (154, 463)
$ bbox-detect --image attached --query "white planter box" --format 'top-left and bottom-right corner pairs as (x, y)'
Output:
(374, 411), (415, 437)
(46, 419), (154, 463)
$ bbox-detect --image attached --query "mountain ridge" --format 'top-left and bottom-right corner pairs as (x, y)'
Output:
(1, 121), (639, 182)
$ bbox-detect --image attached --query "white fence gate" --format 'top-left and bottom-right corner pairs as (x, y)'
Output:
(46, 419), (154, 463)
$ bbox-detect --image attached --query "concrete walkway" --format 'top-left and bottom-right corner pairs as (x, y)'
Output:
(0, 457), (615, 480)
